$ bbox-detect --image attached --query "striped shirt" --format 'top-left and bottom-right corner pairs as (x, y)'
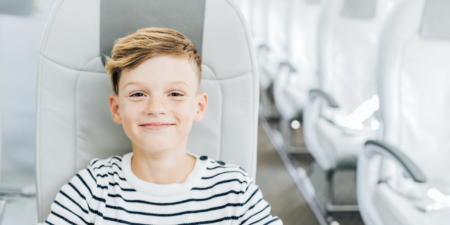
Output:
(45, 152), (283, 224)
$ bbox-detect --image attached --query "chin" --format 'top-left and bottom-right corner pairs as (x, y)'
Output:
(139, 139), (180, 152)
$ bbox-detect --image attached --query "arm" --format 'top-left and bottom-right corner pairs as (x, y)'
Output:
(309, 89), (339, 108)
(44, 167), (99, 224)
(239, 180), (283, 225)
(364, 140), (427, 183)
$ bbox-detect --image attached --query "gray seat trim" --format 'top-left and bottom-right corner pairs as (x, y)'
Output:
(341, 0), (377, 19)
(309, 89), (339, 108)
(304, 0), (322, 5)
(100, 0), (206, 65)
(364, 140), (427, 183)
(420, 0), (450, 39)
(0, 0), (32, 16)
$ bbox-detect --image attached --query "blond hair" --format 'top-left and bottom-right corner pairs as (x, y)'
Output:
(105, 27), (202, 95)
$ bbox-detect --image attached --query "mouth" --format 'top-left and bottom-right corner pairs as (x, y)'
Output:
(139, 123), (175, 131)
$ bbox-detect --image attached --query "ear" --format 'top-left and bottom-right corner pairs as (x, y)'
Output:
(193, 92), (208, 122)
(109, 94), (122, 124)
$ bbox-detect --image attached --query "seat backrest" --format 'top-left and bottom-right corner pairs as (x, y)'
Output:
(35, 0), (258, 221)
(288, 0), (328, 99)
(272, 0), (327, 120)
(266, 0), (290, 63)
(258, 0), (290, 91)
(318, 0), (402, 120)
(247, 0), (268, 48)
(234, 0), (252, 26)
(378, 0), (450, 183)
(253, 0), (288, 89)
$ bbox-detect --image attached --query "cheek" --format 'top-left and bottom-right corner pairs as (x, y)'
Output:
(120, 102), (142, 129)
(170, 101), (197, 136)
(173, 100), (197, 121)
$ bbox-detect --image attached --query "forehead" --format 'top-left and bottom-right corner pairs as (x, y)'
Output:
(120, 56), (198, 88)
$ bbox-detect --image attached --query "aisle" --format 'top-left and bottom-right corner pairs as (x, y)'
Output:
(256, 123), (319, 225)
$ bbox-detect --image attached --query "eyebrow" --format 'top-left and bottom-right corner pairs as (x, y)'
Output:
(170, 81), (190, 87)
(122, 81), (142, 89)
(122, 81), (190, 90)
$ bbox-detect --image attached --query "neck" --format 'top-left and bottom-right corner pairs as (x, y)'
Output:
(130, 143), (196, 184)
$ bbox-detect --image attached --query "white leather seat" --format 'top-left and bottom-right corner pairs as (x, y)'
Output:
(303, 0), (401, 172)
(234, 0), (252, 26)
(272, 0), (327, 153)
(259, 0), (290, 119)
(273, 0), (326, 122)
(357, 0), (450, 224)
(35, 0), (259, 222)
(246, 0), (268, 49)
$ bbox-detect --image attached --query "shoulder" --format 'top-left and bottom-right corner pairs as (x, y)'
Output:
(88, 155), (124, 171)
(206, 159), (249, 176)
(47, 157), (125, 223)
(84, 155), (126, 184)
(69, 155), (125, 190)
(60, 156), (125, 199)
(201, 158), (253, 189)
(87, 155), (124, 176)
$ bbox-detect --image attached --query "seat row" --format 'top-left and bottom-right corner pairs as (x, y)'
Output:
(237, 0), (450, 224)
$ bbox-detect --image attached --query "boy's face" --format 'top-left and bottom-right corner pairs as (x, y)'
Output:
(109, 56), (207, 153)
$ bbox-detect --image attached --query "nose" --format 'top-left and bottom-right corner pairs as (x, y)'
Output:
(144, 95), (167, 115)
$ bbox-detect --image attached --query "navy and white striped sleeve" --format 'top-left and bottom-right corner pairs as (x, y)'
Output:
(239, 177), (283, 225)
(45, 160), (102, 225)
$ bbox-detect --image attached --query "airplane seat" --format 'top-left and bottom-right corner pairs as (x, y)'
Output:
(245, 0), (267, 46)
(234, 0), (252, 26)
(248, 0), (269, 91)
(259, 0), (290, 119)
(357, 0), (450, 224)
(237, 0), (267, 84)
(303, 0), (401, 172)
(302, 0), (403, 213)
(35, 0), (259, 222)
(273, 0), (327, 153)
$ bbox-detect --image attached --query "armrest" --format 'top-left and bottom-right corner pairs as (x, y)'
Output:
(364, 140), (427, 183)
(278, 61), (297, 73)
(258, 44), (270, 52)
(309, 89), (339, 108)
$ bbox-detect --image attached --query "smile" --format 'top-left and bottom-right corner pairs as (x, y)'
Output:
(139, 123), (175, 131)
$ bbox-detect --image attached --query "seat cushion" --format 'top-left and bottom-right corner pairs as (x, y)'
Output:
(374, 183), (450, 225)
(314, 116), (373, 170)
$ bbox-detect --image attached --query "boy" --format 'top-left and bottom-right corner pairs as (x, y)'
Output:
(44, 28), (282, 224)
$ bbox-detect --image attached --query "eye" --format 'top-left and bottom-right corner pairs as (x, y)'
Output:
(170, 92), (184, 97)
(130, 92), (145, 97)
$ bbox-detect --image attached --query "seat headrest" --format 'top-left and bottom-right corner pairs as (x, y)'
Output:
(101, 0), (206, 64)
(420, 0), (450, 39)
